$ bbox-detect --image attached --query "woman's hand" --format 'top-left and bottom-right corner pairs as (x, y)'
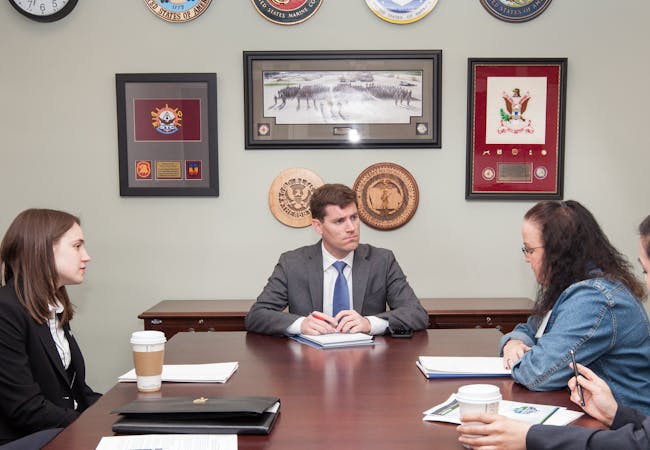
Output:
(502, 339), (531, 369)
(568, 363), (618, 427)
(457, 413), (530, 450)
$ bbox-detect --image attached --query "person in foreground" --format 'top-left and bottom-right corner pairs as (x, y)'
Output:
(456, 213), (650, 450)
(245, 183), (428, 336)
(0, 209), (101, 448)
(500, 200), (650, 413)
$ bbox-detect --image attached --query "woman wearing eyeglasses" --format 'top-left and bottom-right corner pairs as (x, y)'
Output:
(500, 201), (649, 413)
(458, 216), (650, 450)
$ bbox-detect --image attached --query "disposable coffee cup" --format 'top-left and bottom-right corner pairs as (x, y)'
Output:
(457, 384), (502, 445)
(130, 331), (166, 393)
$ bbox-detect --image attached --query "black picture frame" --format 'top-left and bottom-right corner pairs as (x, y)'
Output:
(244, 50), (442, 149)
(466, 58), (567, 200)
(116, 73), (219, 197)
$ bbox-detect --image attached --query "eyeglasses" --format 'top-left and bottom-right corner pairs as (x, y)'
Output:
(521, 245), (543, 256)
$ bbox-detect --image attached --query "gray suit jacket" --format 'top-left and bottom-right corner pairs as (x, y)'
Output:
(245, 242), (429, 335)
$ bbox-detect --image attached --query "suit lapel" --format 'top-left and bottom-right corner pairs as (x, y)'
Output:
(307, 242), (324, 312)
(35, 320), (70, 386)
(352, 245), (370, 313)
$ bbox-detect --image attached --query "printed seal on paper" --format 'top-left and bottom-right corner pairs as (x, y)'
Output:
(479, 0), (553, 23)
(143, 0), (213, 23)
(365, 0), (439, 25)
(353, 162), (419, 231)
(269, 168), (324, 228)
(251, 0), (323, 26)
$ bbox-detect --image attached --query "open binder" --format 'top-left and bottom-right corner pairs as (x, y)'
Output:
(111, 396), (280, 435)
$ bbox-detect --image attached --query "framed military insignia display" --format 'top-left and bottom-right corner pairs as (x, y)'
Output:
(116, 73), (219, 197)
(466, 58), (567, 200)
(244, 50), (442, 149)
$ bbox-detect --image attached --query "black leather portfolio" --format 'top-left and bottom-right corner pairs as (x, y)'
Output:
(111, 396), (280, 435)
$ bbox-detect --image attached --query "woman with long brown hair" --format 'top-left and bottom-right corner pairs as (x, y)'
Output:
(457, 211), (650, 449)
(0, 209), (100, 448)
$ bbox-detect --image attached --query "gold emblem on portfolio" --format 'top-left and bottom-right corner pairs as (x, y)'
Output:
(269, 168), (324, 228)
(353, 162), (419, 230)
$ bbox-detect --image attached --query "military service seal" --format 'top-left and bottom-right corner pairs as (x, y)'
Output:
(479, 0), (553, 23)
(143, 0), (212, 23)
(251, 0), (323, 26)
(365, 0), (438, 25)
(269, 168), (324, 228)
(353, 163), (419, 231)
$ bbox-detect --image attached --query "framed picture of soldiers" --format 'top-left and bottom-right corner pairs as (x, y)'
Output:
(243, 50), (442, 149)
(466, 58), (567, 200)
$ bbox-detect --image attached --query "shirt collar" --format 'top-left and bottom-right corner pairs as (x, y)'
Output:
(321, 242), (354, 270)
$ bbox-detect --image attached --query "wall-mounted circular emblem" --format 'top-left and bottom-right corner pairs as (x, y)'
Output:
(143, 0), (213, 23)
(479, 0), (553, 23)
(534, 166), (548, 180)
(353, 163), (419, 231)
(365, 0), (439, 25)
(482, 167), (496, 181)
(251, 0), (323, 25)
(269, 168), (324, 228)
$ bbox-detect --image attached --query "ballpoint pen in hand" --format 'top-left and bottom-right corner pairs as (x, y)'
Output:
(570, 349), (585, 406)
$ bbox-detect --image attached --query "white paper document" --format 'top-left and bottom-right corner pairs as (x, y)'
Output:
(417, 356), (511, 378)
(95, 434), (237, 450)
(423, 394), (583, 426)
(118, 362), (239, 383)
(291, 332), (374, 349)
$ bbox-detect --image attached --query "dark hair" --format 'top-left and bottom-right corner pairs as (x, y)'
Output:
(525, 200), (646, 316)
(309, 183), (357, 221)
(640, 214), (650, 259)
(1, 209), (80, 325)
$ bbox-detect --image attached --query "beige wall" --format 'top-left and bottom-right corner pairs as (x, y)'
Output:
(1, 1), (648, 391)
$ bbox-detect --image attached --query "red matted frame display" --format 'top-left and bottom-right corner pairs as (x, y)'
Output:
(116, 73), (219, 197)
(466, 58), (567, 200)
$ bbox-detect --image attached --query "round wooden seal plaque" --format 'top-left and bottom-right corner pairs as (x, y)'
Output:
(353, 163), (419, 231)
(269, 168), (324, 228)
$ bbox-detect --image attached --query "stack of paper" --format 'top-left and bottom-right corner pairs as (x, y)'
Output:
(416, 356), (511, 378)
(291, 332), (374, 349)
(423, 394), (583, 426)
(118, 362), (239, 383)
(96, 434), (237, 450)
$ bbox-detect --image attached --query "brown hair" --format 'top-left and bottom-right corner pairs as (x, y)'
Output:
(1, 209), (80, 324)
(525, 200), (646, 316)
(640, 214), (650, 259)
(309, 183), (357, 221)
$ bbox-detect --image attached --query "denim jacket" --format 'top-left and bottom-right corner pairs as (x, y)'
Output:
(499, 277), (650, 415)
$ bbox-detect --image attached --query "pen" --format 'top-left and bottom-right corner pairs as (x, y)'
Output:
(570, 349), (585, 406)
(311, 312), (336, 325)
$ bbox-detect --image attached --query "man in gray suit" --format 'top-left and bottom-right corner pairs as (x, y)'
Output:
(245, 183), (428, 336)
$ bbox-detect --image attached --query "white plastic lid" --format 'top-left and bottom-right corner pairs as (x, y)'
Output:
(130, 330), (166, 345)
(456, 384), (502, 404)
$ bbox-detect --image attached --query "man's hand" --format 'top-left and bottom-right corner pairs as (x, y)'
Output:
(334, 310), (371, 333)
(300, 312), (338, 335)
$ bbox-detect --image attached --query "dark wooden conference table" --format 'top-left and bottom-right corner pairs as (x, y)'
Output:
(44, 329), (601, 449)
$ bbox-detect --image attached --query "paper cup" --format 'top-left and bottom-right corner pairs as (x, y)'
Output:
(457, 384), (501, 444)
(130, 331), (166, 392)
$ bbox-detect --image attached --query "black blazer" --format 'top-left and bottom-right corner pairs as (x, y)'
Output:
(0, 283), (101, 445)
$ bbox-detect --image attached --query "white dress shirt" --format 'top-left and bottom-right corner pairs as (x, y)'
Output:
(286, 243), (389, 335)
